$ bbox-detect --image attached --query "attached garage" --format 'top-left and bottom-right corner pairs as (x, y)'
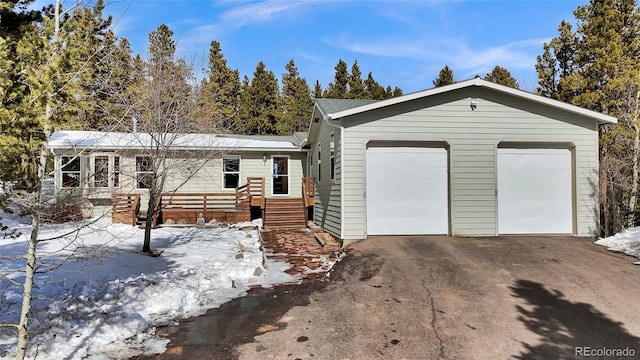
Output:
(497, 147), (573, 234)
(366, 146), (448, 235)
(308, 78), (617, 242)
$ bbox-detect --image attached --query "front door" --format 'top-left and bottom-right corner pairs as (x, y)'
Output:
(272, 155), (289, 196)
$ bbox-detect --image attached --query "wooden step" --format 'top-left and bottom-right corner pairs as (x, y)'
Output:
(264, 198), (306, 229)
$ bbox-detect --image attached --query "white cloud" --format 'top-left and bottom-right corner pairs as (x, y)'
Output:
(325, 33), (548, 77)
(219, 0), (320, 27)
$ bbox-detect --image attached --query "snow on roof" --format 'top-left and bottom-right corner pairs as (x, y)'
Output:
(48, 130), (302, 151)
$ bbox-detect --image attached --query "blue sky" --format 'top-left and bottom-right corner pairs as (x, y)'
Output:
(75, 0), (584, 93)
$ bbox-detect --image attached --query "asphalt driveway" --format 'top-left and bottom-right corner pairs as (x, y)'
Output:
(234, 235), (640, 359)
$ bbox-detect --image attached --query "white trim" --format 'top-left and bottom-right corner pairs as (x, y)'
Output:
(326, 78), (617, 124)
(222, 155), (241, 190)
(135, 155), (153, 190)
(330, 132), (335, 181)
(317, 142), (322, 183)
(308, 148), (313, 178)
(89, 153), (121, 189)
(60, 155), (81, 188)
(271, 155), (290, 197)
(321, 115), (345, 239)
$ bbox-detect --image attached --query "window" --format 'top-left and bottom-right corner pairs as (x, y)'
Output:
(330, 132), (335, 180)
(61, 156), (81, 188)
(113, 156), (120, 188)
(136, 156), (154, 189)
(309, 150), (313, 178)
(93, 156), (109, 188)
(92, 154), (121, 188)
(317, 142), (322, 182)
(223, 156), (240, 189)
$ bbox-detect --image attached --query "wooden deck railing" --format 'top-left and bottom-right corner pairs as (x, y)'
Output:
(159, 191), (250, 224)
(247, 177), (266, 208)
(160, 192), (250, 211)
(112, 177), (267, 226)
(302, 177), (315, 207)
(111, 193), (140, 225)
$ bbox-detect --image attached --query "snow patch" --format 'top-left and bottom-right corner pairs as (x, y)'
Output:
(595, 227), (640, 263)
(0, 217), (301, 359)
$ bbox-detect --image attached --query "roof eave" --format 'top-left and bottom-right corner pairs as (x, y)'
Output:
(48, 145), (305, 152)
(325, 78), (618, 124)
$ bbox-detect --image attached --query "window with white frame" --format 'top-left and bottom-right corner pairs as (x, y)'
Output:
(61, 156), (81, 188)
(223, 155), (241, 189)
(113, 156), (120, 188)
(309, 150), (313, 178)
(330, 132), (335, 180)
(93, 155), (109, 188)
(92, 154), (121, 188)
(317, 142), (322, 182)
(136, 155), (154, 189)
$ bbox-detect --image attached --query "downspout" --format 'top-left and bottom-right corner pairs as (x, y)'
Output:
(324, 115), (344, 240)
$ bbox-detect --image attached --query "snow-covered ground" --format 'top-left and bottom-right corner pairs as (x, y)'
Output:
(0, 212), (303, 359)
(595, 227), (640, 265)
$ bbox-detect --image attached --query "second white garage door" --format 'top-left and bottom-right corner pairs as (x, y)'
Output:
(497, 147), (573, 234)
(366, 146), (448, 235)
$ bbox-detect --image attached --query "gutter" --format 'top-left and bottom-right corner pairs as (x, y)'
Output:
(46, 146), (306, 153)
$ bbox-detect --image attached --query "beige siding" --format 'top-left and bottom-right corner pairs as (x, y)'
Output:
(54, 150), (306, 213)
(241, 152), (306, 198)
(310, 120), (342, 238)
(340, 87), (599, 240)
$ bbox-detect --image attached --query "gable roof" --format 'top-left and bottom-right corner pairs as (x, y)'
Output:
(321, 78), (617, 124)
(48, 130), (306, 152)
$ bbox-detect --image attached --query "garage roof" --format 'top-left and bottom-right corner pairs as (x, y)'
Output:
(321, 78), (617, 124)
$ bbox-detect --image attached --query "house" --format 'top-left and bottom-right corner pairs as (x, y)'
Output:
(47, 130), (310, 225)
(307, 78), (616, 243)
(48, 78), (616, 240)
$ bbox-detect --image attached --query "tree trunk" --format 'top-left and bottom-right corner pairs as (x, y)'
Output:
(15, 120), (50, 360)
(15, 217), (38, 360)
(628, 122), (639, 227)
(142, 194), (156, 253)
(627, 90), (640, 228)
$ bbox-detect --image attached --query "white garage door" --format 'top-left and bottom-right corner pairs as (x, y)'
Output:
(366, 147), (448, 235)
(497, 148), (573, 234)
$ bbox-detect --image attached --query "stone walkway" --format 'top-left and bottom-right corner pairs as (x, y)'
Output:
(260, 228), (343, 281)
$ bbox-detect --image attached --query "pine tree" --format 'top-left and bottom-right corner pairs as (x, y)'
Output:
(94, 33), (138, 131)
(536, 21), (578, 100)
(536, 0), (640, 234)
(66, 0), (113, 129)
(348, 60), (366, 99)
(235, 61), (281, 135)
(313, 80), (322, 98)
(535, 43), (558, 98)
(364, 71), (385, 100)
(433, 65), (454, 87)
(323, 59), (348, 98)
(136, 24), (193, 133)
(484, 66), (519, 88)
(280, 59), (313, 134)
(195, 41), (241, 132)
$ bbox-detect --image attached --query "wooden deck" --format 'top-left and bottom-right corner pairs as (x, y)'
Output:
(112, 194), (140, 226)
(160, 191), (250, 224)
(111, 176), (317, 227)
